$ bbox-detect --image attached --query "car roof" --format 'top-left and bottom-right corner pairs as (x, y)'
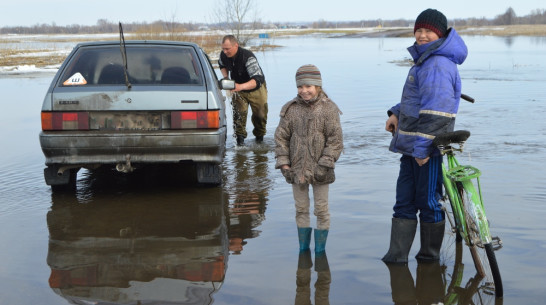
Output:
(74, 40), (201, 49)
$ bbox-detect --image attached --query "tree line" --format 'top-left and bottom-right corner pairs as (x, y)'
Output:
(310, 8), (546, 28)
(1, 7), (545, 35)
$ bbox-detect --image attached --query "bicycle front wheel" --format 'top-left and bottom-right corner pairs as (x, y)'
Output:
(460, 186), (503, 298)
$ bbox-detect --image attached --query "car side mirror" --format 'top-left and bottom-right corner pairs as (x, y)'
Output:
(219, 79), (235, 90)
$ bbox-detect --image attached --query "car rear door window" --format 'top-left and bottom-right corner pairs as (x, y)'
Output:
(60, 45), (203, 86)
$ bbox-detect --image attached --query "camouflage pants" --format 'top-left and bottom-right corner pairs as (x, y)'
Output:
(232, 84), (268, 138)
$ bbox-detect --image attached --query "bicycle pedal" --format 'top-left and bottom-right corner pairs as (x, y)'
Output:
(492, 236), (503, 251)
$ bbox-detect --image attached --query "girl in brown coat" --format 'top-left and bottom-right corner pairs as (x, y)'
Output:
(275, 64), (343, 254)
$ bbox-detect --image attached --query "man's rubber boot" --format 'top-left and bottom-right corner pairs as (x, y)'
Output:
(415, 220), (445, 262)
(382, 218), (418, 264)
(314, 229), (329, 255)
(298, 227), (312, 251)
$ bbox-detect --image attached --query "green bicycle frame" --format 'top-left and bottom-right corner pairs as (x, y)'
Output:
(442, 154), (492, 245)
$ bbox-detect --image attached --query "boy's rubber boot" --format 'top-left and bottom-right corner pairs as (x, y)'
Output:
(382, 218), (418, 264)
(298, 227), (312, 251)
(314, 229), (329, 255)
(386, 262), (416, 303)
(416, 261), (445, 304)
(415, 220), (445, 262)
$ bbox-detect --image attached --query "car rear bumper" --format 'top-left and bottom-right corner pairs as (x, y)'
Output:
(39, 128), (226, 165)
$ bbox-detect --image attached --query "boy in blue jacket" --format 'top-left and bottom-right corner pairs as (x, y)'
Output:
(383, 8), (468, 264)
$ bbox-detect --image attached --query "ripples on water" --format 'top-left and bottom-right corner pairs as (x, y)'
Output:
(0, 35), (545, 304)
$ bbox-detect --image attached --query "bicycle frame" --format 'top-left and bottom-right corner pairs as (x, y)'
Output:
(433, 94), (503, 298)
(441, 152), (492, 246)
(437, 132), (503, 298)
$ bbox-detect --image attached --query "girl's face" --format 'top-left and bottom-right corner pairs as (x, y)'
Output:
(297, 85), (318, 100)
(414, 28), (440, 45)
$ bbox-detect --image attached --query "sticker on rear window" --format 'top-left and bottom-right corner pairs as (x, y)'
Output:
(63, 73), (87, 86)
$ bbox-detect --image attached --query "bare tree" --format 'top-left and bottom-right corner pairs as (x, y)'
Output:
(213, 0), (260, 45)
(494, 7), (517, 25)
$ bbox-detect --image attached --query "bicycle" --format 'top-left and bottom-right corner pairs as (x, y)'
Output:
(443, 242), (504, 305)
(433, 107), (504, 298)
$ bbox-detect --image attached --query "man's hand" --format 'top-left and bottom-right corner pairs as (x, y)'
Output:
(231, 79), (257, 92)
(232, 83), (243, 92)
(385, 114), (398, 135)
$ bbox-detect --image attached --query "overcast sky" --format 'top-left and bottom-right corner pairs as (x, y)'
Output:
(2, 0), (544, 27)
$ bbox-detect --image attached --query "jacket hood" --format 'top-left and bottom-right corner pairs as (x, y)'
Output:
(408, 28), (468, 66)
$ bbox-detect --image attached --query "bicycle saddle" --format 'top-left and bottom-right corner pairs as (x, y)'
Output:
(433, 130), (471, 146)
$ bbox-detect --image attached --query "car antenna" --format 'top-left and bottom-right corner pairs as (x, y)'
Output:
(118, 22), (132, 89)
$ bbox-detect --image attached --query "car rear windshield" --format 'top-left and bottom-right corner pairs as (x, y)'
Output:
(59, 45), (204, 86)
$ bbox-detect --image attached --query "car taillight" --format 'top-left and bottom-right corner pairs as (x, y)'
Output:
(41, 112), (89, 130)
(171, 110), (219, 129)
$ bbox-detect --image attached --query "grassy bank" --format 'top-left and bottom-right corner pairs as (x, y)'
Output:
(459, 24), (546, 36)
(1, 24), (545, 69)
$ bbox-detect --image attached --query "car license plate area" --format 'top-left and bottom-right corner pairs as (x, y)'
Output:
(90, 112), (162, 130)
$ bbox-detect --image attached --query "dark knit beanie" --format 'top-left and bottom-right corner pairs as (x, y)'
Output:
(295, 64), (322, 87)
(414, 8), (448, 38)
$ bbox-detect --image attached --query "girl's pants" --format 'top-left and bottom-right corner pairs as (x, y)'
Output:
(292, 183), (330, 229)
(393, 155), (445, 223)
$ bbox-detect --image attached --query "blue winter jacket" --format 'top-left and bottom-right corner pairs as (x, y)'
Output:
(388, 28), (468, 159)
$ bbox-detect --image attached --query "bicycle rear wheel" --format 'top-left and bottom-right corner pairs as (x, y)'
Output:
(460, 186), (503, 298)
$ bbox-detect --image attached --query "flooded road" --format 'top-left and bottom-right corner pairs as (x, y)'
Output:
(1, 35), (546, 304)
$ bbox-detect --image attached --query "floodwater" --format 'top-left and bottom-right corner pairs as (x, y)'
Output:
(1, 34), (545, 304)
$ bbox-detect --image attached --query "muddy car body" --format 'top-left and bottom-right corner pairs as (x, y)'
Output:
(39, 40), (233, 189)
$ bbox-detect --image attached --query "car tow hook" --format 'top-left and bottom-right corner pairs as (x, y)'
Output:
(116, 154), (134, 173)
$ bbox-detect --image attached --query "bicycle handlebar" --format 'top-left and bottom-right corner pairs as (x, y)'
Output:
(461, 94), (475, 103)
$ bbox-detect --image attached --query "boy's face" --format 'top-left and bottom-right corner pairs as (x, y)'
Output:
(297, 85), (318, 100)
(414, 28), (440, 45)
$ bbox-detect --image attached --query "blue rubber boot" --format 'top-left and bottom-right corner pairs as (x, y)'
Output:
(298, 227), (312, 251)
(314, 229), (329, 255)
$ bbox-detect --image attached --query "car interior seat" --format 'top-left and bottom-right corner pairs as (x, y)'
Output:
(98, 64), (126, 84)
(161, 67), (191, 84)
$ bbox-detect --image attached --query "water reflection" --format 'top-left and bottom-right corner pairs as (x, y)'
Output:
(503, 36), (514, 47)
(46, 168), (229, 305)
(530, 36), (546, 45)
(223, 147), (271, 254)
(386, 243), (502, 305)
(386, 262), (445, 304)
(295, 251), (331, 305)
